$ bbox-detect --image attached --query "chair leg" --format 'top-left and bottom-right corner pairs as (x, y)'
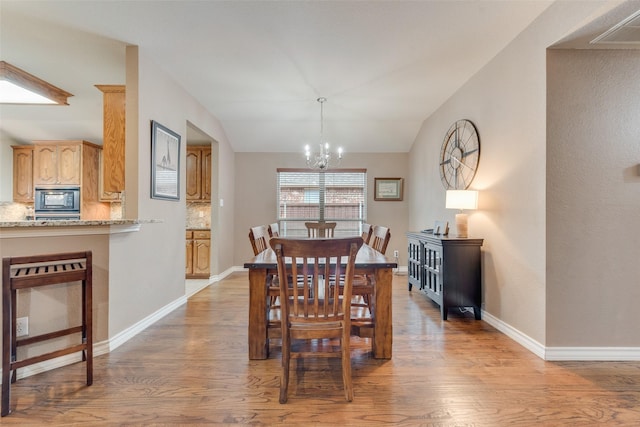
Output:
(2, 274), (12, 417)
(1, 338), (10, 415)
(342, 331), (353, 402)
(84, 275), (93, 386)
(280, 331), (290, 404)
(1, 356), (9, 416)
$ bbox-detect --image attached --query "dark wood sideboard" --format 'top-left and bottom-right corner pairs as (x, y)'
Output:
(406, 231), (483, 320)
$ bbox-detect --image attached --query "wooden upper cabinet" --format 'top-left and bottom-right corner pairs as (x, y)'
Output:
(33, 142), (81, 185)
(185, 148), (202, 200)
(202, 148), (212, 201)
(96, 85), (125, 194)
(82, 143), (101, 203)
(186, 146), (211, 202)
(16, 140), (109, 220)
(12, 145), (34, 202)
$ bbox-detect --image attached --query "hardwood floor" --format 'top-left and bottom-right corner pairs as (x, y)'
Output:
(2, 272), (640, 425)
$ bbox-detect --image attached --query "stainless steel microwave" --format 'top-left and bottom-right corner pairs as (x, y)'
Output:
(34, 187), (80, 214)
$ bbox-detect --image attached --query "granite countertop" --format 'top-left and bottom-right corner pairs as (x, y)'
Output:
(0, 219), (161, 228)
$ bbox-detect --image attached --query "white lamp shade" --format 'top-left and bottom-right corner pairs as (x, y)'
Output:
(445, 190), (478, 210)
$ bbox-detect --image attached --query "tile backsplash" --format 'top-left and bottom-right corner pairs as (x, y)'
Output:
(187, 203), (211, 229)
(0, 202), (29, 221)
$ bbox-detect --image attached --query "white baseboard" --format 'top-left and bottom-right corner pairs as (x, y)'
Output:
(481, 310), (640, 361)
(544, 347), (640, 361)
(481, 310), (546, 359)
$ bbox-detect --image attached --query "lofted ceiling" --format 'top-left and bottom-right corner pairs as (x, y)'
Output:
(1, 1), (634, 154)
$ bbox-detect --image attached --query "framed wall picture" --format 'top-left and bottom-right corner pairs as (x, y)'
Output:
(374, 177), (404, 201)
(151, 120), (181, 201)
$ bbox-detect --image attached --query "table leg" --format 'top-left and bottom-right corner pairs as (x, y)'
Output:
(373, 267), (393, 359)
(248, 268), (269, 360)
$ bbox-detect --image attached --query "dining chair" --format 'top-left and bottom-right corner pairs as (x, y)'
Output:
(271, 236), (364, 403)
(305, 221), (336, 238)
(248, 225), (270, 256)
(370, 225), (391, 255)
(249, 225), (280, 307)
(361, 223), (372, 245)
(352, 225), (391, 315)
(268, 222), (280, 238)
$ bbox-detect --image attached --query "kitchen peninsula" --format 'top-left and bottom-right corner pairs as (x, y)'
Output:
(0, 218), (162, 366)
(0, 218), (159, 235)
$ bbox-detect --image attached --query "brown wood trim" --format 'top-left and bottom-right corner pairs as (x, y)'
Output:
(0, 61), (73, 105)
(95, 84), (125, 93)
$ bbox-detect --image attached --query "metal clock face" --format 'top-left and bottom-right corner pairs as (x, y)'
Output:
(439, 119), (480, 190)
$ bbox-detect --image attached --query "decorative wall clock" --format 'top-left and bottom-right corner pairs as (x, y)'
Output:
(439, 119), (480, 190)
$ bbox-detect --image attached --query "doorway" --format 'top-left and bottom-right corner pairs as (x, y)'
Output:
(185, 122), (216, 296)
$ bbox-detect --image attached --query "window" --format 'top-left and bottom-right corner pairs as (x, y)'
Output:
(277, 168), (367, 237)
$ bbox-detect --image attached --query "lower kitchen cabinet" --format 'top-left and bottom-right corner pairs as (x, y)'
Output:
(186, 229), (211, 278)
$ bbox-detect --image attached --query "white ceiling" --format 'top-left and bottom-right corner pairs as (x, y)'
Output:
(0, 0), (625, 153)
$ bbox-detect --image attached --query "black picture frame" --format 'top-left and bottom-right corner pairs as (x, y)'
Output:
(151, 120), (181, 201)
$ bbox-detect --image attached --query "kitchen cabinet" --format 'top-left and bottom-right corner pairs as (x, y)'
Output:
(406, 231), (483, 320)
(185, 146), (211, 201)
(31, 140), (109, 220)
(33, 142), (82, 185)
(96, 85), (125, 199)
(186, 229), (211, 278)
(12, 145), (34, 202)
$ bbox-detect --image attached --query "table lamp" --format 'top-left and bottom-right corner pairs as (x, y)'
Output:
(445, 190), (478, 238)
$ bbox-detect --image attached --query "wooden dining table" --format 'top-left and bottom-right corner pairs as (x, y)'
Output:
(243, 243), (397, 360)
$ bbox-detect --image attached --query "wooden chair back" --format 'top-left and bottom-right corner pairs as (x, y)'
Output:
(370, 225), (391, 255)
(271, 236), (364, 403)
(361, 223), (372, 244)
(248, 225), (269, 255)
(268, 222), (280, 238)
(305, 221), (336, 238)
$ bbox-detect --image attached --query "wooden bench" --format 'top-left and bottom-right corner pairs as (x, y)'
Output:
(2, 251), (93, 416)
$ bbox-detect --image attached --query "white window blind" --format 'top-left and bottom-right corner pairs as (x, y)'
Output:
(277, 169), (367, 237)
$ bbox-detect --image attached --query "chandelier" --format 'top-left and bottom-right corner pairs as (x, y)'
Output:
(305, 97), (342, 170)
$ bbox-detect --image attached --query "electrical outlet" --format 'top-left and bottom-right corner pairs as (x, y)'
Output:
(16, 317), (28, 337)
(393, 250), (399, 258)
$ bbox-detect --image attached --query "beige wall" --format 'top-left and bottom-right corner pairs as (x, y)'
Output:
(407, 1), (624, 350)
(0, 143), (12, 201)
(107, 46), (238, 336)
(547, 48), (640, 346)
(234, 152), (409, 265)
